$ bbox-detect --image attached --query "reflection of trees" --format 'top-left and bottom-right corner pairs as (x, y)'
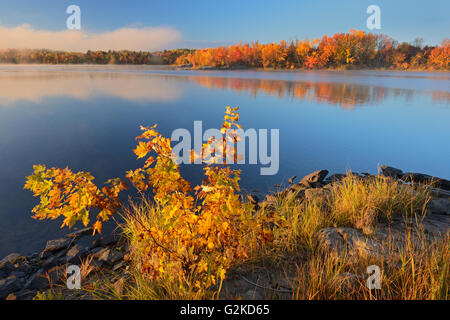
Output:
(189, 76), (448, 109)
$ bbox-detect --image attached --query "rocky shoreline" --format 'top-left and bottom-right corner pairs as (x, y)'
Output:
(1, 165), (449, 300)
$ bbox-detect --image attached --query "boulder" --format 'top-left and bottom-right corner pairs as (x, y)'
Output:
(0, 261), (14, 279)
(420, 214), (450, 237)
(65, 244), (87, 263)
(0, 275), (22, 299)
(40, 238), (72, 258)
(112, 261), (126, 272)
(325, 173), (346, 182)
(65, 227), (93, 239)
(381, 166), (403, 178)
(315, 227), (382, 260)
(5, 289), (36, 300)
(41, 256), (58, 269)
(402, 173), (450, 191)
(93, 248), (123, 266)
(299, 170), (329, 187)
(428, 198), (450, 215)
(290, 183), (305, 192)
(241, 289), (263, 300)
(288, 176), (297, 185)
(98, 234), (119, 247)
(24, 270), (50, 291)
(331, 272), (363, 293)
(0, 253), (23, 265)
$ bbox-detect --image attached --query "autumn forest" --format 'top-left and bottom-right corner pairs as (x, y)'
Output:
(1, 30), (449, 70)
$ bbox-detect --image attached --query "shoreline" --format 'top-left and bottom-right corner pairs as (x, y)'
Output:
(0, 63), (449, 74)
(1, 165), (449, 300)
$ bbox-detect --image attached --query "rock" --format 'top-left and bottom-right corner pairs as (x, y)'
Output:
(420, 214), (450, 237)
(10, 271), (26, 279)
(332, 273), (363, 293)
(315, 227), (382, 260)
(432, 188), (450, 199)
(112, 261), (126, 272)
(41, 256), (58, 269)
(241, 289), (263, 300)
(0, 261), (14, 278)
(299, 170), (329, 187)
(5, 293), (17, 300)
(402, 173), (450, 191)
(290, 183), (305, 192)
(65, 227), (93, 239)
(381, 166), (403, 178)
(288, 176), (297, 185)
(65, 244), (87, 263)
(40, 238), (72, 258)
(93, 248), (123, 266)
(90, 259), (104, 269)
(0, 275), (22, 299)
(98, 234), (119, 247)
(14, 261), (32, 274)
(0, 253), (23, 265)
(326, 173), (346, 182)
(44, 238), (72, 252)
(435, 178), (450, 191)
(6, 289), (36, 300)
(90, 247), (104, 255)
(428, 199), (450, 215)
(24, 270), (50, 291)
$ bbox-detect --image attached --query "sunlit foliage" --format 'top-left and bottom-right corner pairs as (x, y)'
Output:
(24, 166), (127, 234)
(125, 107), (275, 292)
(25, 107), (276, 295)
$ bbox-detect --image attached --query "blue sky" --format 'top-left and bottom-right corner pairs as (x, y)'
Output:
(0, 0), (448, 50)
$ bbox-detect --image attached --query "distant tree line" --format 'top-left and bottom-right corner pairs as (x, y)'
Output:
(0, 48), (194, 65)
(0, 30), (448, 70)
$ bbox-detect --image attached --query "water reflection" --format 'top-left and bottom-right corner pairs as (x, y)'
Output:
(0, 66), (448, 108)
(187, 76), (450, 109)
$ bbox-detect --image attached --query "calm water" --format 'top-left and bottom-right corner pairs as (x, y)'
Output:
(0, 65), (449, 257)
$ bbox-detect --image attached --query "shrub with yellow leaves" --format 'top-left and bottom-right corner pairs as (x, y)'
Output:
(24, 166), (127, 234)
(125, 106), (275, 294)
(25, 106), (276, 296)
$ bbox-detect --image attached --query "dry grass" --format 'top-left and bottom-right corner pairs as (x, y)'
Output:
(289, 232), (448, 300)
(118, 173), (447, 300)
(120, 198), (217, 300)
